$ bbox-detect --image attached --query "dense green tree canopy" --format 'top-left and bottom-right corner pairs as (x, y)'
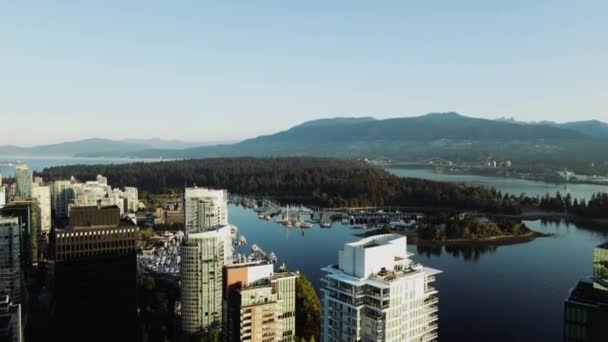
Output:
(38, 157), (608, 218)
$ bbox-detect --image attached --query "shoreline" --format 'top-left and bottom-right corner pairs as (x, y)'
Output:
(357, 229), (551, 247)
(386, 165), (608, 187)
(409, 231), (551, 247)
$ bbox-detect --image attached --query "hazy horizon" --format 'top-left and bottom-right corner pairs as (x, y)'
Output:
(2, 1), (607, 145)
(1, 112), (606, 148)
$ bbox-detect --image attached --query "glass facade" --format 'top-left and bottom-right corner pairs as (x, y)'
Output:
(593, 243), (608, 291)
(0, 218), (21, 304)
(15, 167), (32, 198)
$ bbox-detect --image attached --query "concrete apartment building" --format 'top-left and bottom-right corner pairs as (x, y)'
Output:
(184, 187), (228, 233)
(223, 256), (298, 342)
(31, 184), (52, 233)
(321, 234), (441, 342)
(51, 174), (139, 220)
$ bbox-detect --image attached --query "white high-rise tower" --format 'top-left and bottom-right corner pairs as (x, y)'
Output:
(321, 234), (441, 342)
(184, 187), (228, 233)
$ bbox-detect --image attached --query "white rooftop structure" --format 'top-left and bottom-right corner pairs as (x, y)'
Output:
(321, 234), (442, 342)
(338, 234), (410, 278)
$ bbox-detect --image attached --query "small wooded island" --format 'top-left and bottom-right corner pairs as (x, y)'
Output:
(358, 214), (551, 246)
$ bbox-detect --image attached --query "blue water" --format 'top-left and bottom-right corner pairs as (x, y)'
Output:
(230, 204), (608, 341)
(387, 167), (608, 201)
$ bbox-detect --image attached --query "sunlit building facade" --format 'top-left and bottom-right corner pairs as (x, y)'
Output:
(181, 225), (234, 335)
(224, 259), (298, 342)
(321, 234), (441, 342)
(184, 187), (228, 233)
(32, 185), (52, 233)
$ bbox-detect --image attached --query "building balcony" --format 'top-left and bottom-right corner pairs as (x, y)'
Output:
(364, 291), (390, 300)
(425, 297), (439, 306)
(424, 286), (438, 296)
(325, 284), (365, 298)
(422, 331), (438, 342)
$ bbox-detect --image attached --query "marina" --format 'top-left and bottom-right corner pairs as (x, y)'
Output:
(230, 194), (426, 231)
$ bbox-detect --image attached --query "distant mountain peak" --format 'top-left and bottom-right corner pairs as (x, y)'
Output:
(420, 112), (464, 118)
(294, 116), (377, 129)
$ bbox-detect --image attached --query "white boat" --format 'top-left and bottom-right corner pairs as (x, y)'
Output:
(300, 222), (313, 228)
(268, 252), (277, 263)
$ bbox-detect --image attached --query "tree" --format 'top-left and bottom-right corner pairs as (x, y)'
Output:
(296, 274), (321, 341)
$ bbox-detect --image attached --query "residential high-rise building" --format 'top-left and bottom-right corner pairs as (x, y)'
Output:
(593, 242), (608, 291)
(0, 295), (22, 342)
(564, 242), (608, 342)
(184, 187), (228, 233)
(51, 180), (75, 220)
(0, 217), (21, 304)
(32, 185), (52, 233)
(181, 225), (234, 335)
(14, 166), (32, 199)
(223, 256), (298, 342)
(1, 199), (41, 268)
(124, 186), (139, 212)
(0, 185), (5, 208)
(50, 220), (138, 342)
(51, 175), (139, 217)
(321, 234), (441, 342)
(0, 174), (4, 208)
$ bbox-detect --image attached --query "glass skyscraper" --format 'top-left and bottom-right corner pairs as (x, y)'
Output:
(0, 217), (21, 304)
(14, 166), (32, 199)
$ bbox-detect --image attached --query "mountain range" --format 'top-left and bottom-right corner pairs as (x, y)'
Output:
(496, 117), (608, 137)
(0, 138), (230, 157)
(2, 113), (607, 169)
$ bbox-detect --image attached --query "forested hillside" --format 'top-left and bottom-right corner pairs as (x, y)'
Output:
(38, 157), (608, 218)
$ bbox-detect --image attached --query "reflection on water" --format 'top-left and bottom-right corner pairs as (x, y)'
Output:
(416, 244), (499, 261)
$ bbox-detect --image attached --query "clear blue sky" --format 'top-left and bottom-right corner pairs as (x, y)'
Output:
(1, 1), (606, 146)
